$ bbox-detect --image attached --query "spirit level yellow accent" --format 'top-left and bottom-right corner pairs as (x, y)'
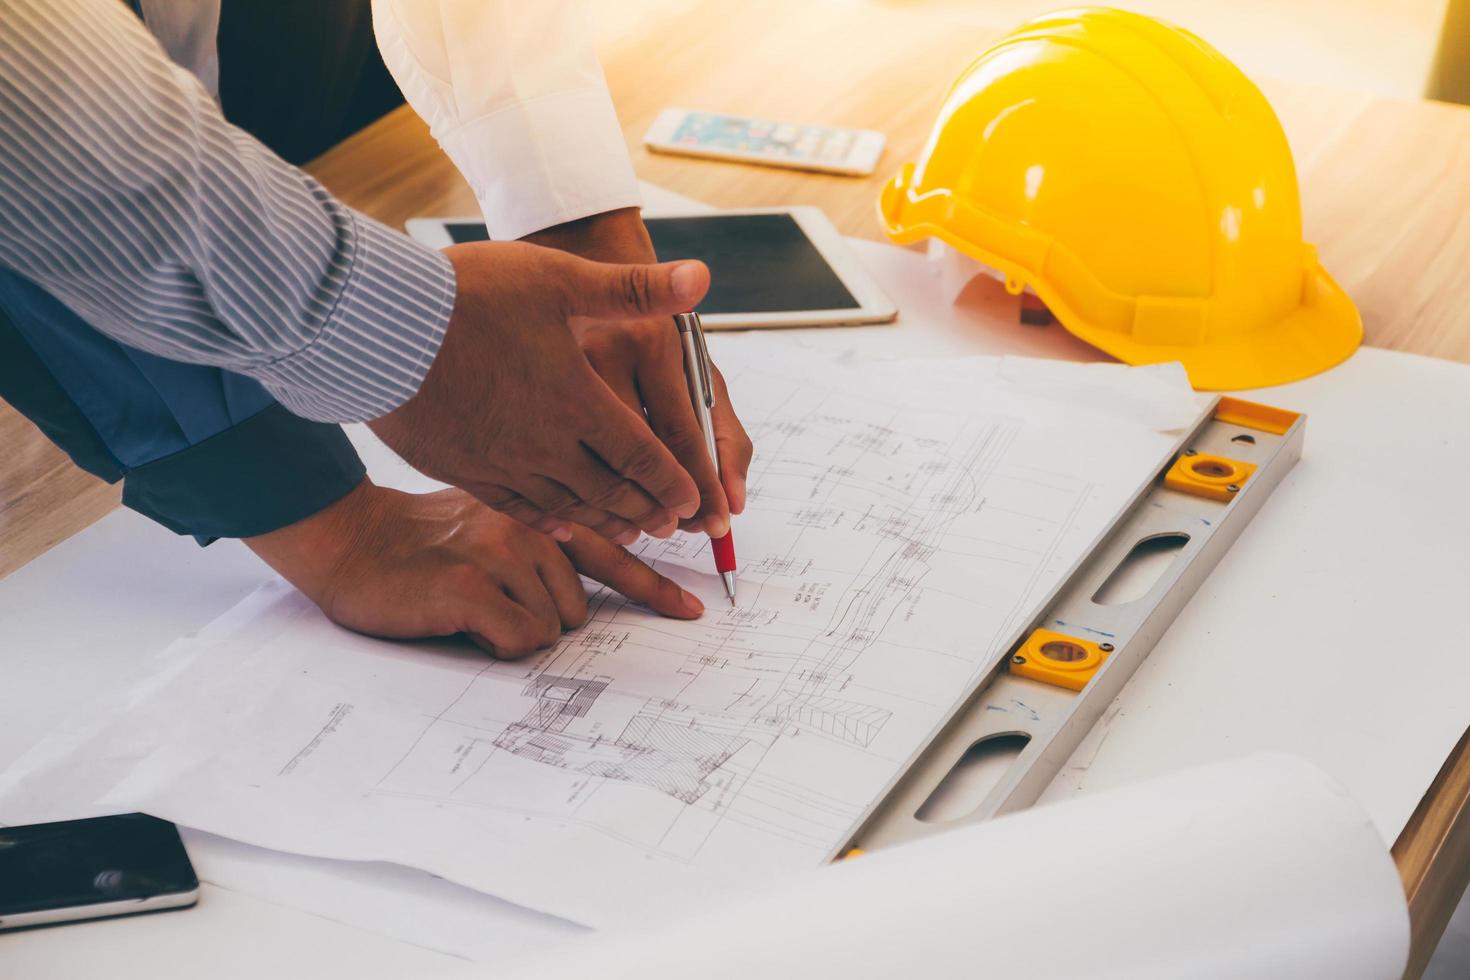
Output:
(1164, 452), (1257, 502)
(1008, 628), (1110, 691)
(1213, 397), (1299, 435)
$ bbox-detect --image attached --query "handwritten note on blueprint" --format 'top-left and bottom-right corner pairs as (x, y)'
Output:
(0, 344), (1201, 927)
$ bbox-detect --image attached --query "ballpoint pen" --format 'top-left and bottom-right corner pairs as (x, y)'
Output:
(673, 311), (738, 605)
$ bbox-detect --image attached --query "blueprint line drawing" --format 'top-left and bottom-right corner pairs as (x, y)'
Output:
(761, 694), (892, 748)
(0, 348), (1187, 926)
(354, 359), (1120, 872)
(490, 675), (751, 806)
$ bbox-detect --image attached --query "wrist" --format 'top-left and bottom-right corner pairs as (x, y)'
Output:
(243, 477), (379, 605)
(521, 207), (657, 263)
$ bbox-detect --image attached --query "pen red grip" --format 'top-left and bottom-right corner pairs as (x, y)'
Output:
(710, 531), (737, 573)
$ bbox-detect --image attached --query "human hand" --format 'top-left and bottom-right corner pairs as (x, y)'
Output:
(367, 239), (713, 544)
(243, 480), (703, 658)
(524, 208), (753, 536)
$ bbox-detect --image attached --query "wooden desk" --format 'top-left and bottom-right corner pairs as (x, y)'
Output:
(1, 0), (1466, 973)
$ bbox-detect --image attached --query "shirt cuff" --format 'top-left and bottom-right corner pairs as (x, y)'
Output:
(121, 403), (367, 543)
(439, 86), (644, 241)
(254, 211), (456, 423)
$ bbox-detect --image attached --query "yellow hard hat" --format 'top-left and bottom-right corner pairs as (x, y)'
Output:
(879, 7), (1362, 390)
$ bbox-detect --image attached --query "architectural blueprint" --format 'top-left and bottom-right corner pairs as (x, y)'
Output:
(0, 343), (1199, 927)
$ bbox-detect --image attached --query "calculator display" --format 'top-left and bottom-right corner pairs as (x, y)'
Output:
(670, 112), (857, 166)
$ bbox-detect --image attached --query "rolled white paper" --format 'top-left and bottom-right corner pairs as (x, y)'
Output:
(498, 753), (1408, 980)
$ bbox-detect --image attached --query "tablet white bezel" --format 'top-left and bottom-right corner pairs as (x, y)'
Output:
(404, 206), (897, 330)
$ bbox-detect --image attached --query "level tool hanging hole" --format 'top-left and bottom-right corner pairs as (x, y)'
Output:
(915, 733), (1031, 824)
(1092, 532), (1190, 606)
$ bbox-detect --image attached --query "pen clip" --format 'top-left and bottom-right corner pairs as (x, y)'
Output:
(675, 312), (716, 410)
(690, 315), (716, 410)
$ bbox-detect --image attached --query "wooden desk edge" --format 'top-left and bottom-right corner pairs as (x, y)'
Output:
(1394, 723), (1470, 979)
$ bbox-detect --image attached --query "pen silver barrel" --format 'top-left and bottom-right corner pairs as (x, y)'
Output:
(673, 313), (721, 474)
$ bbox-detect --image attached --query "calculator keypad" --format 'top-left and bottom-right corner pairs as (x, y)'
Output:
(673, 112), (855, 165)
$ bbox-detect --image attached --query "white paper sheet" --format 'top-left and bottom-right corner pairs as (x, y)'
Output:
(176, 353), (1469, 965)
(0, 345), (1194, 929)
(498, 754), (1410, 980)
(178, 829), (581, 963)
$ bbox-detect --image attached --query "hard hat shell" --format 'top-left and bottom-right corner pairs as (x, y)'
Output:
(879, 7), (1362, 390)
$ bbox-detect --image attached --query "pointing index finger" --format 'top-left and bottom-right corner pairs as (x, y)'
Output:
(560, 529), (704, 620)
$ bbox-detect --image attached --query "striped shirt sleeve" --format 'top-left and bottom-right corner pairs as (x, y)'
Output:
(0, 0), (455, 423)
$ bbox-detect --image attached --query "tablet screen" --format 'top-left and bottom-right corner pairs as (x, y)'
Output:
(444, 213), (860, 314)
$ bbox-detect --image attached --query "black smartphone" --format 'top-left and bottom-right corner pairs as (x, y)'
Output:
(0, 813), (199, 930)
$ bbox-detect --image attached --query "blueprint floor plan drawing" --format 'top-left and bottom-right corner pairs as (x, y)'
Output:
(0, 342), (1198, 927)
(368, 369), (1110, 867)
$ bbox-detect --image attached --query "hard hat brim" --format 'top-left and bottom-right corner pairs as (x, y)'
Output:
(1050, 261), (1363, 391)
(881, 176), (1362, 391)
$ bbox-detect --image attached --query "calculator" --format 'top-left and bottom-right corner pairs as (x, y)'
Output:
(643, 108), (886, 176)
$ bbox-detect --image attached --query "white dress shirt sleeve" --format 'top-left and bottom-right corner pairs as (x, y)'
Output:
(372, 0), (643, 241)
